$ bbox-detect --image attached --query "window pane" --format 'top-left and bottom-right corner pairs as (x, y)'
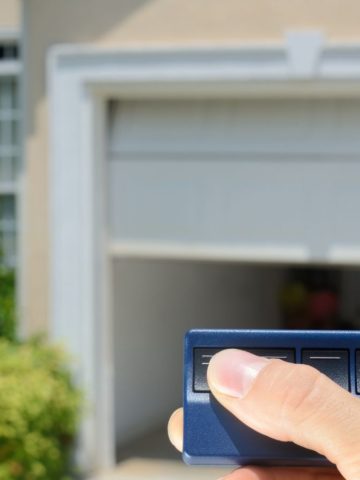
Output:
(0, 77), (20, 184)
(0, 119), (11, 146)
(10, 78), (18, 109)
(0, 195), (16, 266)
(0, 78), (12, 109)
(0, 156), (12, 183)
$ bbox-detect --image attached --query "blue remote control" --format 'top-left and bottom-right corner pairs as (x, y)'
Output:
(183, 329), (360, 466)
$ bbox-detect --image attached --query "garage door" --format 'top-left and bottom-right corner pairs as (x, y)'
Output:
(107, 98), (360, 263)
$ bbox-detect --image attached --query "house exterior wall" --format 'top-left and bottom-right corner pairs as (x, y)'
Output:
(22, 0), (360, 333)
(0, 0), (19, 29)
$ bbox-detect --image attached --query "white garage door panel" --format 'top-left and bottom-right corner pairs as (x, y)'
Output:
(109, 99), (360, 155)
(107, 99), (360, 261)
(108, 159), (360, 258)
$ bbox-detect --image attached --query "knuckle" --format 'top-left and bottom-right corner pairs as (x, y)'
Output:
(277, 364), (325, 428)
(254, 361), (360, 468)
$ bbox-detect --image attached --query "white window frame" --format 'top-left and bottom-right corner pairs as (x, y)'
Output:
(48, 32), (360, 471)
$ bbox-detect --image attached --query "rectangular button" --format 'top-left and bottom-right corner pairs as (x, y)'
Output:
(194, 348), (295, 392)
(357, 350), (360, 394)
(302, 350), (349, 391)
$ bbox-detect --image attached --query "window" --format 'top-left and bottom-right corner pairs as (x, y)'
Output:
(0, 70), (20, 267)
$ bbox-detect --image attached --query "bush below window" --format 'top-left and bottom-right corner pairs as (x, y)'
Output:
(0, 338), (82, 479)
(0, 266), (16, 341)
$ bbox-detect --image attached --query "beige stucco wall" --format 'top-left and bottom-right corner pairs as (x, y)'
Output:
(0, 0), (19, 29)
(22, 0), (360, 334)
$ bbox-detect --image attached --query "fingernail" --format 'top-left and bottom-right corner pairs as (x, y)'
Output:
(208, 349), (269, 398)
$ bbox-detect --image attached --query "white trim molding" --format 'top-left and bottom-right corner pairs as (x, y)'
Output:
(48, 31), (360, 472)
(50, 32), (360, 99)
(0, 27), (19, 43)
(0, 62), (21, 76)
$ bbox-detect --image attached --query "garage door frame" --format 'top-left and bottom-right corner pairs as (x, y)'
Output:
(48, 32), (360, 471)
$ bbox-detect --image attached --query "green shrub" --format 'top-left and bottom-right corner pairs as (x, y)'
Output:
(0, 338), (82, 480)
(0, 266), (16, 341)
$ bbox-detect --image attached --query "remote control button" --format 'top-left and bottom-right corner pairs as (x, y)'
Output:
(193, 348), (295, 392)
(302, 350), (349, 391)
(356, 350), (360, 394)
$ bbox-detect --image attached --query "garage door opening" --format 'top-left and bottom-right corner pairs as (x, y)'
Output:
(112, 259), (360, 470)
(103, 92), (360, 476)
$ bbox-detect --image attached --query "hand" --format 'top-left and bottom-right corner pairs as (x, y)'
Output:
(168, 349), (360, 480)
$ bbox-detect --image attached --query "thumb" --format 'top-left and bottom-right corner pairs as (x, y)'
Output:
(207, 349), (360, 480)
